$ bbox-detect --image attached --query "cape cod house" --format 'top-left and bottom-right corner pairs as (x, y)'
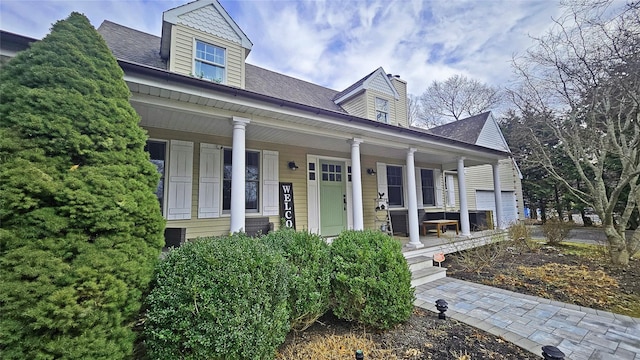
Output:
(0, 0), (523, 248)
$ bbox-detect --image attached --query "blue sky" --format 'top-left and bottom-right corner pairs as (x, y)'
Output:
(0, 0), (564, 95)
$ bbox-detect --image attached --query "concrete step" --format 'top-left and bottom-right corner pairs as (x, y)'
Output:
(403, 247), (436, 259)
(411, 266), (447, 287)
(406, 255), (434, 272)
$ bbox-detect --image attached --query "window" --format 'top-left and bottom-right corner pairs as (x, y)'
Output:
(145, 140), (166, 214)
(421, 169), (435, 206)
(375, 97), (389, 123)
(386, 165), (404, 207)
(194, 40), (225, 83)
(223, 149), (260, 211)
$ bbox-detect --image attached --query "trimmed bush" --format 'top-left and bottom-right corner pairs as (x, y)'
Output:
(330, 230), (414, 330)
(262, 228), (332, 331)
(0, 13), (164, 359)
(144, 234), (290, 359)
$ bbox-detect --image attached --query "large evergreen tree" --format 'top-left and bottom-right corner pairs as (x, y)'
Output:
(0, 13), (165, 358)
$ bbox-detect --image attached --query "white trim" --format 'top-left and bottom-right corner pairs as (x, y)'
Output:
(192, 38), (227, 84)
(262, 150), (279, 216)
(167, 140), (193, 220)
(198, 143), (221, 218)
(308, 154), (353, 235)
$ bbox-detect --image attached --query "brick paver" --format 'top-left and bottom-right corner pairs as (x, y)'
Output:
(415, 278), (640, 359)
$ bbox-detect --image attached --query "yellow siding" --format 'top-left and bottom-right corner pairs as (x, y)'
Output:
(169, 24), (244, 88)
(340, 93), (367, 118)
(464, 159), (518, 210)
(391, 78), (408, 127)
(146, 126), (310, 239)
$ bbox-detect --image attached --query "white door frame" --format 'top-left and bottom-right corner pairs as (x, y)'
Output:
(307, 154), (353, 235)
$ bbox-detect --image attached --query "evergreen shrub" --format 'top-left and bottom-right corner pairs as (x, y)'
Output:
(0, 13), (164, 359)
(144, 234), (290, 359)
(330, 230), (414, 330)
(262, 228), (332, 331)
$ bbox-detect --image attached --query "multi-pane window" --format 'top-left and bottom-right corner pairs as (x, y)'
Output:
(223, 149), (260, 211)
(421, 169), (435, 206)
(321, 163), (342, 182)
(145, 140), (166, 214)
(194, 40), (225, 83)
(375, 97), (389, 123)
(386, 165), (404, 207)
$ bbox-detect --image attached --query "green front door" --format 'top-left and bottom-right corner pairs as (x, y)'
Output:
(319, 160), (347, 236)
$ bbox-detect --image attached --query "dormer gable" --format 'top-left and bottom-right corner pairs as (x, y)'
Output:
(160, 0), (252, 88)
(334, 67), (399, 104)
(334, 67), (408, 126)
(160, 0), (252, 59)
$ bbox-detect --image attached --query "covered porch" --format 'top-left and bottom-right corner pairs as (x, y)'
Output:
(121, 61), (511, 240)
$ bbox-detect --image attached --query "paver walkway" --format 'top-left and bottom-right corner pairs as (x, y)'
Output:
(415, 278), (640, 359)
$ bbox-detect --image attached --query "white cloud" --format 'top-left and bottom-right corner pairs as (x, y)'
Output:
(1, 0), (563, 96)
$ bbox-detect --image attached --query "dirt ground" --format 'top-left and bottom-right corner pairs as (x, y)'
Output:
(277, 239), (639, 359)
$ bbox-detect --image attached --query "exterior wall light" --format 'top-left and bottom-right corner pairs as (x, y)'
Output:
(367, 168), (376, 175)
(288, 161), (299, 170)
(542, 346), (565, 360)
(435, 299), (448, 319)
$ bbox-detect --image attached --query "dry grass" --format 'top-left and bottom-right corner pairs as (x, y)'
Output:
(276, 332), (397, 360)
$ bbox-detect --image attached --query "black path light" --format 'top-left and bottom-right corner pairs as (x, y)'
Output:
(355, 349), (364, 359)
(541, 345), (565, 360)
(435, 299), (448, 319)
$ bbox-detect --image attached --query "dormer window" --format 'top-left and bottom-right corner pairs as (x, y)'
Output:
(375, 97), (389, 123)
(194, 40), (225, 83)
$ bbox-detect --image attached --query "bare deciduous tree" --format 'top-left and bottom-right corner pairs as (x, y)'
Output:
(416, 75), (502, 128)
(511, 0), (640, 265)
(407, 94), (421, 126)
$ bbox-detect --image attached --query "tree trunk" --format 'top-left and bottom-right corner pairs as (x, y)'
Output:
(554, 184), (562, 221)
(540, 200), (547, 224)
(604, 225), (630, 266)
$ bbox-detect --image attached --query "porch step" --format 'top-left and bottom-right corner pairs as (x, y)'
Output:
(411, 266), (447, 287)
(406, 255), (434, 272)
(403, 246), (437, 259)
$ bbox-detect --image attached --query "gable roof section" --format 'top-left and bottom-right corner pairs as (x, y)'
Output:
(333, 67), (400, 104)
(160, 0), (252, 59)
(98, 21), (167, 69)
(426, 112), (511, 152)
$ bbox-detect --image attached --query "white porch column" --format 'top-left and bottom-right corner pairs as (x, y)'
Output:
(230, 117), (250, 233)
(406, 148), (423, 248)
(492, 161), (504, 229)
(349, 138), (364, 230)
(457, 157), (471, 236)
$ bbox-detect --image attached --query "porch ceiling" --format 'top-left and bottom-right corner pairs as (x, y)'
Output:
(128, 78), (507, 168)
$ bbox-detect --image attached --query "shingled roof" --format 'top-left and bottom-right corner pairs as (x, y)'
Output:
(97, 21), (346, 113)
(98, 21), (167, 70)
(426, 112), (491, 144)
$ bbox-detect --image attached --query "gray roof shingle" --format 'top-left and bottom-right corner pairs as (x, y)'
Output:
(98, 21), (167, 69)
(97, 21), (346, 113)
(425, 112), (490, 144)
(245, 64), (345, 112)
(332, 68), (378, 101)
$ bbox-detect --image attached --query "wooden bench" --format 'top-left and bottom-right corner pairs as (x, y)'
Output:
(421, 220), (459, 238)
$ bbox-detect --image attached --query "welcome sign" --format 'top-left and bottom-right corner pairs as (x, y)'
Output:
(279, 182), (296, 229)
